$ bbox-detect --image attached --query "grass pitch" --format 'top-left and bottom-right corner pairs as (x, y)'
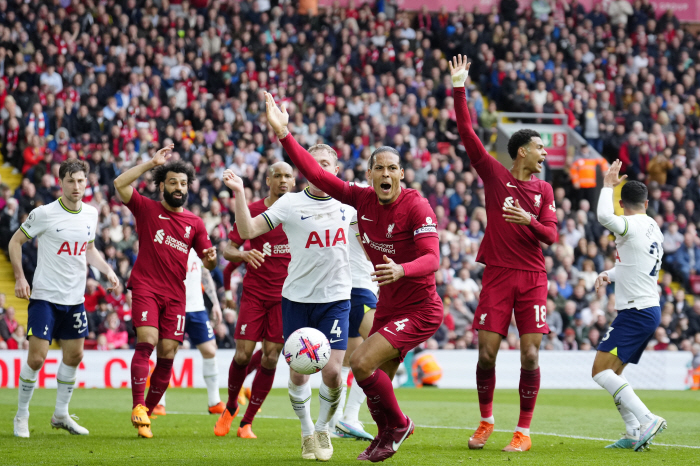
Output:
(1, 387), (699, 465)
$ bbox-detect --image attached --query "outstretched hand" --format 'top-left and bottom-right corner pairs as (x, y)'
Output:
(264, 92), (289, 138)
(223, 169), (245, 193)
(151, 143), (174, 166)
(449, 54), (471, 88)
(603, 160), (627, 188)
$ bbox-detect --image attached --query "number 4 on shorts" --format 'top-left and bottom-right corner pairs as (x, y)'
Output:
(331, 319), (342, 337)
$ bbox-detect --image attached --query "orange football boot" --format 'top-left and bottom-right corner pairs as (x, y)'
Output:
(214, 406), (239, 437)
(151, 404), (166, 417)
(502, 431), (532, 452)
(468, 421), (494, 449)
(238, 387), (251, 406)
(237, 424), (257, 439)
(208, 401), (226, 414)
(131, 404), (153, 438)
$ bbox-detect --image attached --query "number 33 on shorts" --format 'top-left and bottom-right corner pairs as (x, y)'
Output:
(534, 305), (546, 328)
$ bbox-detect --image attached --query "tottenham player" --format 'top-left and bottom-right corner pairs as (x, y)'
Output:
(113, 144), (217, 438)
(152, 248), (224, 416)
(215, 162), (293, 440)
(331, 205), (377, 442)
(593, 160), (667, 451)
(223, 155), (351, 461)
(10, 160), (119, 438)
(264, 91), (441, 462)
(451, 55), (558, 452)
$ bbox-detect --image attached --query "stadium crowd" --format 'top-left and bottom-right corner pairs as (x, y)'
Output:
(0, 0), (699, 359)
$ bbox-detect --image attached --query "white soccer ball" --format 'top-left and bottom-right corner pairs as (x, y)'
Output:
(283, 327), (331, 375)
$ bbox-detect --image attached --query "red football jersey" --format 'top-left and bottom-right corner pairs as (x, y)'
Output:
(454, 87), (558, 272)
(338, 186), (442, 319)
(125, 190), (212, 300)
(228, 198), (290, 299)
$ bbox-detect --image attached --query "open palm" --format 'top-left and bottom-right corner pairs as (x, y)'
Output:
(151, 144), (174, 166)
(264, 92), (289, 135)
(449, 54), (471, 87)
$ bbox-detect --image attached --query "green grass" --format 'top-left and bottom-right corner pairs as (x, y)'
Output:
(1, 388), (699, 465)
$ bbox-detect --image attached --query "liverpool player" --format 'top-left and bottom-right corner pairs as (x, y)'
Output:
(262, 91), (442, 462)
(113, 144), (217, 438)
(214, 162), (294, 439)
(224, 150), (352, 462)
(10, 160), (119, 438)
(451, 55), (558, 452)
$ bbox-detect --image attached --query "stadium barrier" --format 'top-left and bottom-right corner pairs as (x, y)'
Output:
(0, 350), (694, 390)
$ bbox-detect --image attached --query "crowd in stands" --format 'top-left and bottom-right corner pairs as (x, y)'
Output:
(0, 0), (699, 356)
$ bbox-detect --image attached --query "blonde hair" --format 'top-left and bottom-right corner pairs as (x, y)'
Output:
(308, 144), (338, 161)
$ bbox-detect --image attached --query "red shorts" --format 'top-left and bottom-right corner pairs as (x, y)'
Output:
(131, 288), (186, 342)
(474, 265), (549, 337)
(370, 296), (443, 362)
(235, 291), (284, 344)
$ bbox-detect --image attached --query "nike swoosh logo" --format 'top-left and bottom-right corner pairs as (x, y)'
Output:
(392, 419), (414, 451)
(536, 323), (546, 328)
(383, 327), (395, 335)
(301, 215), (313, 220)
(522, 395), (535, 398)
(133, 381), (146, 385)
(159, 215), (170, 220)
(361, 215), (373, 221)
(506, 182), (517, 188)
(330, 338), (343, 343)
(174, 331), (184, 335)
(57, 229), (65, 232)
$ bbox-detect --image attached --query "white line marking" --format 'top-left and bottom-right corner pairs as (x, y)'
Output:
(166, 412), (698, 449)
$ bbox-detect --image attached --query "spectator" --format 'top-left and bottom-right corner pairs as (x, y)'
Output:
(0, 306), (18, 342)
(674, 232), (700, 287)
(98, 312), (129, 350)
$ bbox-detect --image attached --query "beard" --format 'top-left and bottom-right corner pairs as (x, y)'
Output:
(163, 188), (188, 208)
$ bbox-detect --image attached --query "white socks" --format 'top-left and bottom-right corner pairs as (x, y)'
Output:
(315, 382), (343, 432)
(481, 416), (495, 424)
(17, 364), (39, 418)
(55, 362), (78, 417)
(160, 392), (166, 407)
(616, 375), (640, 437)
(593, 369), (653, 425)
(330, 366), (350, 429)
(202, 357), (221, 406)
(342, 375), (367, 423)
(289, 380), (314, 437)
(515, 426), (530, 436)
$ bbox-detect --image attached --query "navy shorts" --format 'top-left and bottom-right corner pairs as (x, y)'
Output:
(282, 298), (350, 350)
(598, 306), (661, 364)
(349, 288), (377, 338)
(27, 299), (89, 342)
(185, 310), (215, 346)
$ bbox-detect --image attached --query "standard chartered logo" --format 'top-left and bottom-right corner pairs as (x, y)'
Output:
(154, 229), (165, 244)
(263, 242), (272, 256)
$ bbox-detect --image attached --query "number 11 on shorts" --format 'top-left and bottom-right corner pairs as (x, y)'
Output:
(534, 305), (546, 328)
(175, 315), (185, 335)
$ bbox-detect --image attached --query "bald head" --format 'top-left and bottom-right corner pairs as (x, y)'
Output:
(267, 161), (294, 198)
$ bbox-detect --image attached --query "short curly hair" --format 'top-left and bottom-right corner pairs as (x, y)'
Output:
(153, 161), (195, 186)
(507, 129), (541, 160)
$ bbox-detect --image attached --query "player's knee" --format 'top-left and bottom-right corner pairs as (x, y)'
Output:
(27, 353), (46, 371)
(234, 349), (252, 366)
(349, 351), (372, 379)
(261, 352), (279, 369)
(478, 348), (498, 369)
(520, 345), (539, 369)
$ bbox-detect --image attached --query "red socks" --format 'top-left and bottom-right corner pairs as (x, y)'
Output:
(145, 358), (173, 414)
(517, 368), (540, 429)
(357, 370), (406, 430)
(131, 342), (154, 409)
(476, 364), (496, 419)
(226, 359), (248, 413)
(241, 366), (276, 425)
(246, 350), (263, 376)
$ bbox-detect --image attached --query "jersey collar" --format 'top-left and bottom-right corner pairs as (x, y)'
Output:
(58, 197), (82, 214)
(303, 187), (331, 201)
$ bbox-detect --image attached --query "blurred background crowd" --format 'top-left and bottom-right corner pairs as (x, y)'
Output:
(0, 0), (699, 359)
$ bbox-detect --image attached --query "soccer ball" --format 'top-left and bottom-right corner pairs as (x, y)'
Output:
(283, 327), (331, 375)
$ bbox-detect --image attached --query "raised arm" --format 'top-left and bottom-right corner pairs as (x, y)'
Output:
(113, 144), (174, 203)
(450, 55), (491, 167)
(223, 169), (272, 239)
(597, 160), (628, 236)
(264, 92), (347, 201)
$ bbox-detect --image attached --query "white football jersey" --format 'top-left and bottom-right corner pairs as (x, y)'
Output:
(262, 188), (352, 303)
(184, 249), (206, 313)
(347, 206), (378, 294)
(612, 214), (664, 310)
(19, 198), (98, 305)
